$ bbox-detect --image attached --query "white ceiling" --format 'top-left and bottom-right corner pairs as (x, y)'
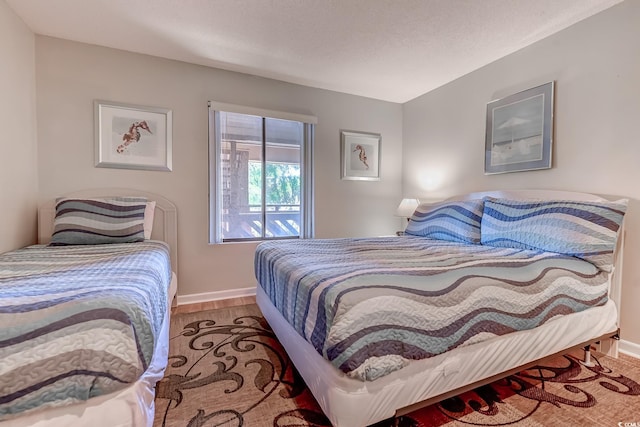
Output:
(7, 0), (622, 103)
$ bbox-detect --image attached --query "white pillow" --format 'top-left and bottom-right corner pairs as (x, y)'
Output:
(144, 201), (156, 239)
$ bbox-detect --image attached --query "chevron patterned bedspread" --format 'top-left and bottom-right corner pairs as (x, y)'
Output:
(255, 237), (610, 381)
(0, 241), (171, 420)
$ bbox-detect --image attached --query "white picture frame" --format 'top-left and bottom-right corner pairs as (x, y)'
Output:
(94, 100), (173, 171)
(340, 130), (381, 181)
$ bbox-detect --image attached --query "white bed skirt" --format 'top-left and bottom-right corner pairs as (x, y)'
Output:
(256, 285), (618, 427)
(4, 272), (178, 427)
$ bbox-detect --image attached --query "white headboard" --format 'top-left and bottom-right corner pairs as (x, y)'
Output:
(38, 188), (178, 275)
(447, 189), (609, 203)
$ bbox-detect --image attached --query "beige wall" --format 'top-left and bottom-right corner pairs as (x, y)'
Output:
(35, 37), (403, 297)
(402, 1), (640, 345)
(0, 0), (38, 253)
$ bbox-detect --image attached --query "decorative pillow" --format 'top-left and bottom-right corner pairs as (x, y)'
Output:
(481, 198), (627, 271)
(144, 201), (156, 239)
(50, 197), (147, 246)
(405, 199), (484, 244)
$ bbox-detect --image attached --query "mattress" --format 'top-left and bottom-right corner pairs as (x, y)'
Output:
(257, 286), (618, 427)
(0, 241), (172, 422)
(255, 237), (610, 381)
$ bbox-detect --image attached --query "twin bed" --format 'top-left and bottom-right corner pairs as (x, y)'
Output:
(255, 189), (626, 427)
(0, 189), (178, 427)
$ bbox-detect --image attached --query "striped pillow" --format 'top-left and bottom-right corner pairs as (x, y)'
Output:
(405, 199), (484, 244)
(481, 198), (627, 271)
(50, 197), (147, 245)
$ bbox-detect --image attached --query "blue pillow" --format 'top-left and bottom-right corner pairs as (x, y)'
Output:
(50, 197), (147, 246)
(481, 198), (627, 271)
(405, 199), (484, 244)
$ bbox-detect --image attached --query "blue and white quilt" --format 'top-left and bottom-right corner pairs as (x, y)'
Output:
(0, 241), (171, 420)
(255, 237), (610, 381)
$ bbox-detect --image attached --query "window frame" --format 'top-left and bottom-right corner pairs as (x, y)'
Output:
(208, 101), (316, 243)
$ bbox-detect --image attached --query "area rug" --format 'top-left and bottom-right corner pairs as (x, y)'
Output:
(154, 304), (640, 427)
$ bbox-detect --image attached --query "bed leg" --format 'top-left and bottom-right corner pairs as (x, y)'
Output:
(581, 345), (596, 367)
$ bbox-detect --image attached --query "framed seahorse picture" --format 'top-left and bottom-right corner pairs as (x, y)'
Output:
(340, 130), (381, 181)
(94, 100), (173, 171)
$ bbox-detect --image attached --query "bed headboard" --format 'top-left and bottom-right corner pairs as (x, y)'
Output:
(38, 188), (178, 275)
(447, 189), (610, 203)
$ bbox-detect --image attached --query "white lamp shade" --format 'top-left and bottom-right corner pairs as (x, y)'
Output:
(395, 198), (420, 218)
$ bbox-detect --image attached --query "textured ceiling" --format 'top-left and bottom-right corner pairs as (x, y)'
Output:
(7, 0), (622, 103)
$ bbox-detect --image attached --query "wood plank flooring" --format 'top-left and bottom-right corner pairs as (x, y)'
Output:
(171, 295), (256, 315)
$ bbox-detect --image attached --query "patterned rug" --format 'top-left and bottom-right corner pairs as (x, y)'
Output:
(154, 304), (640, 427)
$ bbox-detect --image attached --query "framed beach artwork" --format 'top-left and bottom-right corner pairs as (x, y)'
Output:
(340, 130), (381, 181)
(485, 82), (554, 174)
(94, 100), (173, 171)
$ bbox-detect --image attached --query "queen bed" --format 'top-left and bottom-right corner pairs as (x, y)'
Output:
(0, 189), (178, 427)
(255, 189), (626, 427)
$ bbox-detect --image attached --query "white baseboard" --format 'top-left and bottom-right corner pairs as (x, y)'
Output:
(619, 339), (640, 359)
(177, 286), (257, 306)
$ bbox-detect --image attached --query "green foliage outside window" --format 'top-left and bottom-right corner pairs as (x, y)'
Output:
(249, 162), (300, 207)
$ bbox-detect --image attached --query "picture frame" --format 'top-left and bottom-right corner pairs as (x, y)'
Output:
(485, 82), (554, 174)
(94, 100), (173, 171)
(340, 130), (381, 181)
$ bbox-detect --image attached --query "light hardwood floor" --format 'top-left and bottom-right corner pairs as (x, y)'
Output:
(171, 295), (256, 315)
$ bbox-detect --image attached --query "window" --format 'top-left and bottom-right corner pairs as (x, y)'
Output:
(209, 102), (315, 243)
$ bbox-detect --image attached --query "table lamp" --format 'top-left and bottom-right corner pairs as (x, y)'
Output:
(395, 198), (419, 235)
